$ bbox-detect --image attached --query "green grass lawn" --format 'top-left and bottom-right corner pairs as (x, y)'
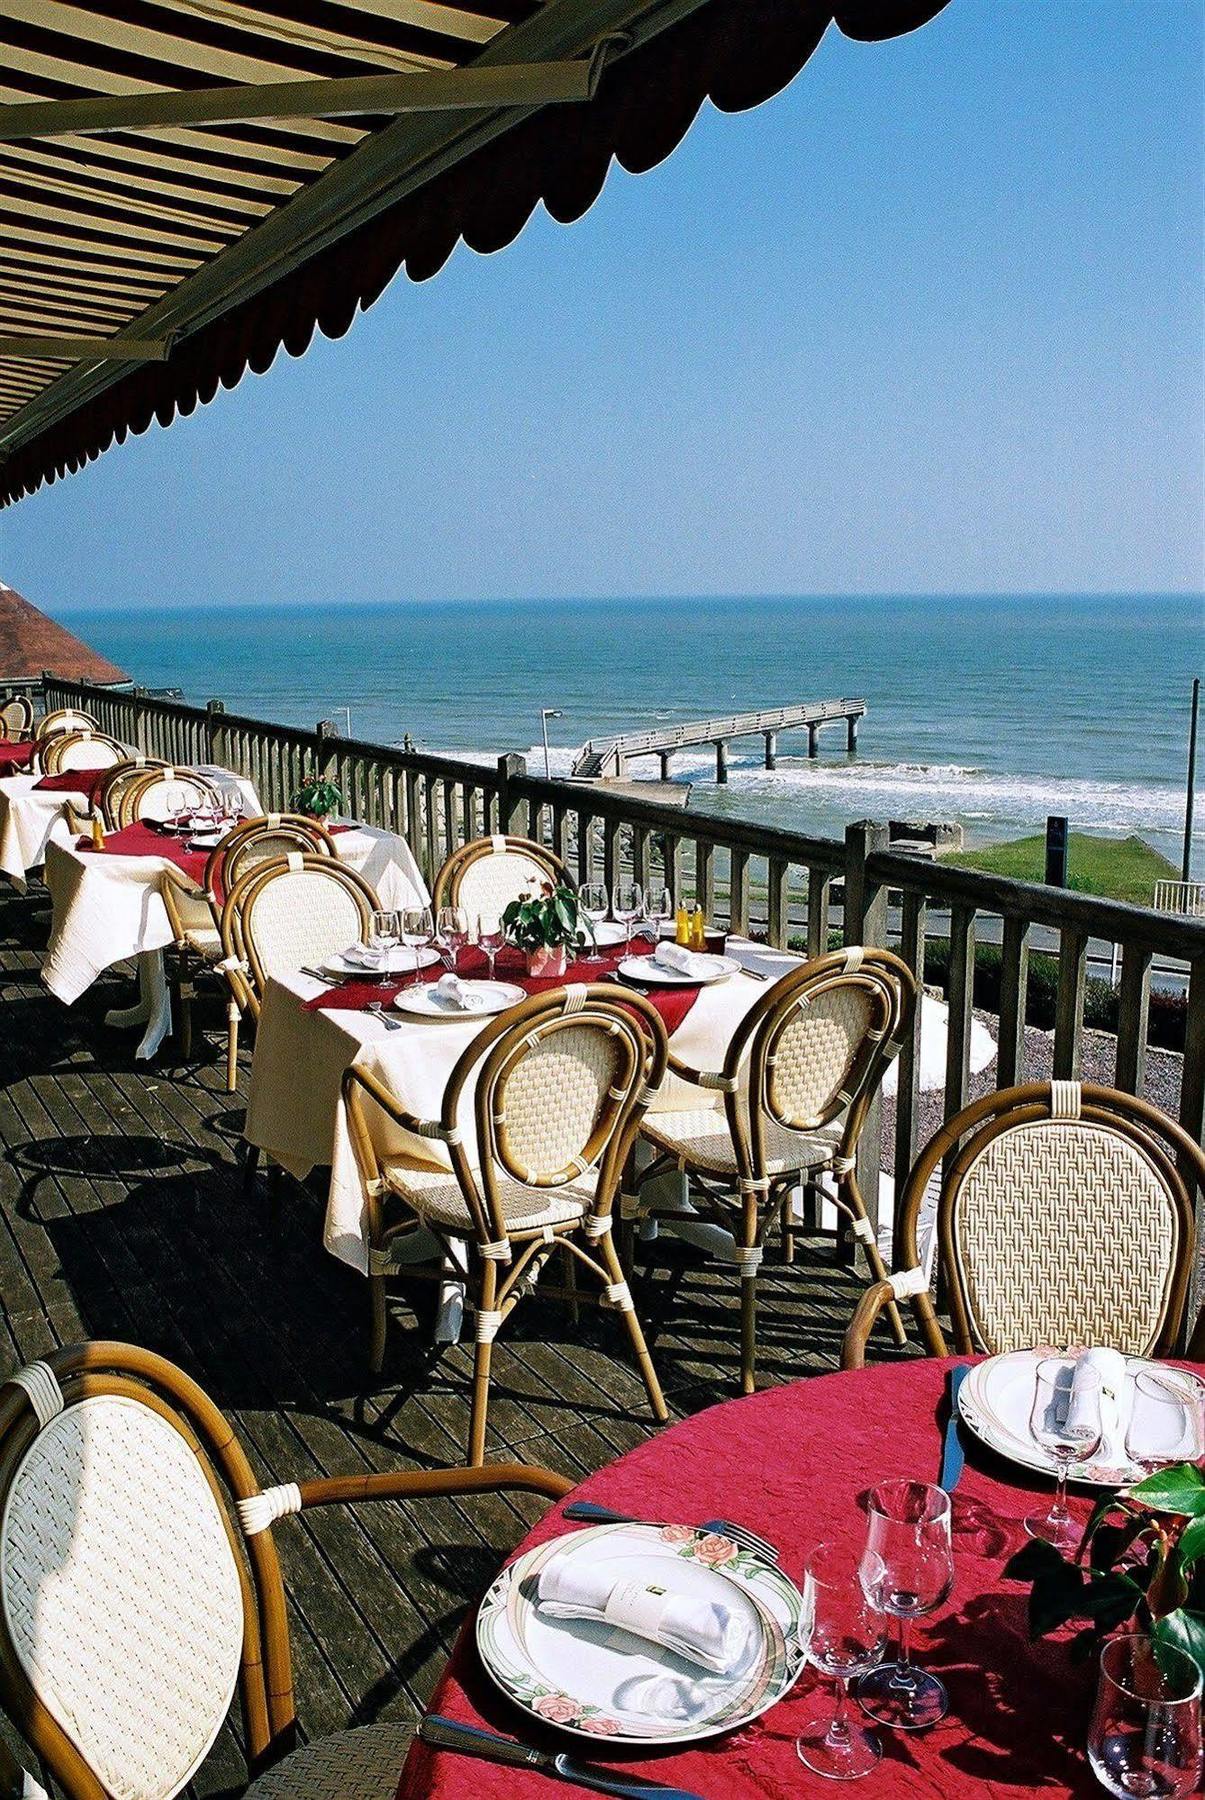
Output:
(944, 832), (1178, 907)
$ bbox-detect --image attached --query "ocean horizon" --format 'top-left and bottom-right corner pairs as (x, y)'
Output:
(60, 592), (1202, 875)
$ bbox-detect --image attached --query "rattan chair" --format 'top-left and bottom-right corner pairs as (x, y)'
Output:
(344, 984), (671, 1464)
(217, 854), (379, 1092)
(0, 1341), (570, 1799)
(842, 1081), (1202, 1369)
(0, 695), (33, 740)
(162, 816), (336, 1076)
(38, 728), (125, 776)
(93, 755), (169, 829)
(629, 947), (917, 1394)
(432, 834), (568, 916)
(33, 705), (95, 743)
(115, 764), (221, 828)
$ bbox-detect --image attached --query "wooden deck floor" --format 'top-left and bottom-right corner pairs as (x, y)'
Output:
(0, 880), (898, 1795)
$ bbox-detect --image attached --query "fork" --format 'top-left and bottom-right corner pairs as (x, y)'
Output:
(562, 1500), (778, 1564)
(366, 999), (402, 1031)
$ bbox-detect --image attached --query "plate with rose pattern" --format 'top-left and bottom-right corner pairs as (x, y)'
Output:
(475, 1521), (806, 1746)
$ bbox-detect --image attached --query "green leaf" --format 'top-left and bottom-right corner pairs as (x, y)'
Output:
(1078, 1571), (1143, 1628)
(1004, 1538), (1067, 1583)
(1089, 1516), (1149, 1575)
(1129, 1464), (1205, 1517)
(1180, 1517), (1205, 1566)
(1152, 1608), (1205, 1679)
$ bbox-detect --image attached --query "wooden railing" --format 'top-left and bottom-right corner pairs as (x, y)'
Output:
(43, 675), (1205, 1326)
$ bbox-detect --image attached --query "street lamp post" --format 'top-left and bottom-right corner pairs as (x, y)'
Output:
(540, 707), (564, 781)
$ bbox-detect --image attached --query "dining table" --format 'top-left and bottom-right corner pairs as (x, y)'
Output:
(0, 768), (81, 888)
(398, 1355), (1202, 1799)
(40, 809), (427, 1059)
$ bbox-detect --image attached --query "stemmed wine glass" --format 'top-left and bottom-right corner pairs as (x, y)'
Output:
(1124, 1369), (1205, 1475)
(1025, 1355), (1102, 1550)
(856, 1479), (955, 1730)
(400, 907), (435, 972)
(642, 884), (673, 947)
(164, 783), (188, 833)
(437, 905), (470, 973)
(368, 909), (399, 979)
(1088, 1634), (1202, 1799)
(795, 1542), (886, 1780)
(477, 912), (506, 982)
(612, 879), (643, 952)
(578, 882), (608, 955)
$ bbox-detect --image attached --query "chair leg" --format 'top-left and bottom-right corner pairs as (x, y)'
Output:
(241, 1141), (260, 1193)
(844, 1175), (906, 1346)
(598, 1231), (668, 1424)
(740, 1270), (758, 1396)
(369, 1273), (387, 1377)
(176, 954), (193, 1059)
(562, 1243), (580, 1324)
(780, 1191), (795, 1264)
(468, 1261), (498, 1467)
(226, 1002), (239, 1094)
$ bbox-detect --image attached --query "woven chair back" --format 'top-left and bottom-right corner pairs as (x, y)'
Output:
(238, 854), (378, 993)
(40, 729), (125, 775)
(0, 697), (33, 740)
(434, 835), (567, 918)
(34, 707), (96, 743)
(427, 986), (668, 1247)
(211, 814), (335, 899)
(95, 757), (169, 828)
(895, 1083), (1201, 1359)
(0, 1345), (293, 1799)
(116, 767), (220, 828)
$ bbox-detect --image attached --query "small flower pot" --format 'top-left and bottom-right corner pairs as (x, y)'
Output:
(526, 943), (568, 978)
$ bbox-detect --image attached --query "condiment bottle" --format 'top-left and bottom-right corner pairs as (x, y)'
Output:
(675, 902), (691, 947)
(690, 903), (706, 950)
(90, 813), (106, 850)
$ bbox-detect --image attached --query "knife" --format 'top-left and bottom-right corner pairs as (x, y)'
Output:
(419, 1716), (706, 1800)
(939, 1363), (971, 1493)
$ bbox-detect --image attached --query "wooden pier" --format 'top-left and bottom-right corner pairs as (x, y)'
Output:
(571, 699), (865, 783)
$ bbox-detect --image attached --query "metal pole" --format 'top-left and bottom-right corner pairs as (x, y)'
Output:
(1183, 676), (1200, 883)
(540, 707), (563, 782)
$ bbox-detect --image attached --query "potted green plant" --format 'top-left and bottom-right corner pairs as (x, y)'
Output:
(292, 771), (344, 822)
(502, 881), (589, 977)
(1005, 1462), (1205, 1672)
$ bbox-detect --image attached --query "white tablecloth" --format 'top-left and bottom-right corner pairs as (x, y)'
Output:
(244, 942), (801, 1276)
(0, 774), (81, 889)
(42, 820), (430, 1055)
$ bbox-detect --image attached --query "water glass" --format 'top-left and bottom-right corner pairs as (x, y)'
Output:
(612, 879), (643, 950)
(795, 1543), (886, 1780)
(856, 1480), (954, 1730)
(1125, 1369), (1205, 1474)
(1088, 1634), (1202, 1799)
(477, 912), (506, 980)
(578, 882), (609, 951)
(437, 905), (470, 972)
(642, 884), (674, 945)
(1026, 1355), (1102, 1550)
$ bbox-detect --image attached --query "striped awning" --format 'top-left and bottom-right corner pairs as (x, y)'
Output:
(0, 0), (949, 505)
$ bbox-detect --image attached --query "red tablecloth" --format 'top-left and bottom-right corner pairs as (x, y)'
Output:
(36, 769), (104, 800)
(0, 740), (34, 770)
(398, 1358), (1198, 1799)
(78, 822), (208, 883)
(305, 939), (702, 1036)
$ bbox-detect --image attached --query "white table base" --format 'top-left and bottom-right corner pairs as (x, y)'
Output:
(102, 951), (173, 1060)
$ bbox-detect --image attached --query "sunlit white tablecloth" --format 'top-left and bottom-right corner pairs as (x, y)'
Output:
(0, 774), (81, 889)
(42, 818), (429, 1058)
(244, 942), (802, 1278)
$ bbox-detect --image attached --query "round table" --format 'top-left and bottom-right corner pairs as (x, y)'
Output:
(396, 1357), (1199, 1800)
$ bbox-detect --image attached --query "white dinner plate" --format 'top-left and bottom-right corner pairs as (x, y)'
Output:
(393, 979), (525, 1019)
(320, 946), (441, 979)
(958, 1350), (1156, 1486)
(476, 1522), (805, 1746)
(583, 921), (630, 949)
(187, 832), (223, 850)
(617, 953), (740, 987)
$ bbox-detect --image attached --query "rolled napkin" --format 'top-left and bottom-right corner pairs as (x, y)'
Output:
(536, 1552), (751, 1676)
(652, 941), (715, 980)
(1065, 1348), (1129, 1466)
(435, 972), (488, 1013)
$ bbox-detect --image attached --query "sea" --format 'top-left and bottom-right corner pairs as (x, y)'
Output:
(61, 593), (1203, 874)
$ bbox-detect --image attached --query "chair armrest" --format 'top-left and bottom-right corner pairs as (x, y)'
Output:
(160, 866), (210, 943)
(343, 1062), (450, 1145)
(236, 1464), (574, 1534)
(841, 1282), (899, 1370)
(664, 1052), (736, 1093)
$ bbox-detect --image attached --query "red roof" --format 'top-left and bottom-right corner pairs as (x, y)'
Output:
(0, 583), (127, 685)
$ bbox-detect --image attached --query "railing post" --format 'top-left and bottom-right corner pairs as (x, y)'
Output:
(844, 821), (890, 1248)
(1180, 957), (1205, 1336)
(497, 753), (527, 835)
(205, 698), (228, 771)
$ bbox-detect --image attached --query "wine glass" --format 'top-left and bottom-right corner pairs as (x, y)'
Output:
(1088, 1634), (1202, 1799)
(368, 909), (399, 978)
(477, 912), (506, 982)
(400, 907), (434, 971)
(1125, 1369), (1205, 1475)
(612, 879), (643, 951)
(578, 882), (608, 953)
(220, 782), (244, 828)
(855, 1479), (955, 1730)
(642, 884), (673, 946)
(437, 905), (470, 972)
(1025, 1355), (1102, 1550)
(795, 1542), (886, 1780)
(163, 783), (187, 832)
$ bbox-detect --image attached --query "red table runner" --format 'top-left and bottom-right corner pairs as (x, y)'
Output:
(78, 822), (208, 883)
(36, 768), (105, 801)
(0, 741), (34, 771)
(304, 939), (702, 1036)
(396, 1356), (1196, 1800)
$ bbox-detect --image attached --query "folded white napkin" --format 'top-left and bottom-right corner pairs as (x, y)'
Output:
(1065, 1348), (1129, 1465)
(652, 942), (715, 980)
(536, 1554), (751, 1676)
(435, 972), (487, 1012)
(344, 942), (384, 969)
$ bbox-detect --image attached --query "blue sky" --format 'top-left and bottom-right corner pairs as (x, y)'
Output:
(2, 0), (1202, 609)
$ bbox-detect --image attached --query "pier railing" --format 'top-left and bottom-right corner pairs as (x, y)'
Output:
(42, 675), (1205, 1325)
